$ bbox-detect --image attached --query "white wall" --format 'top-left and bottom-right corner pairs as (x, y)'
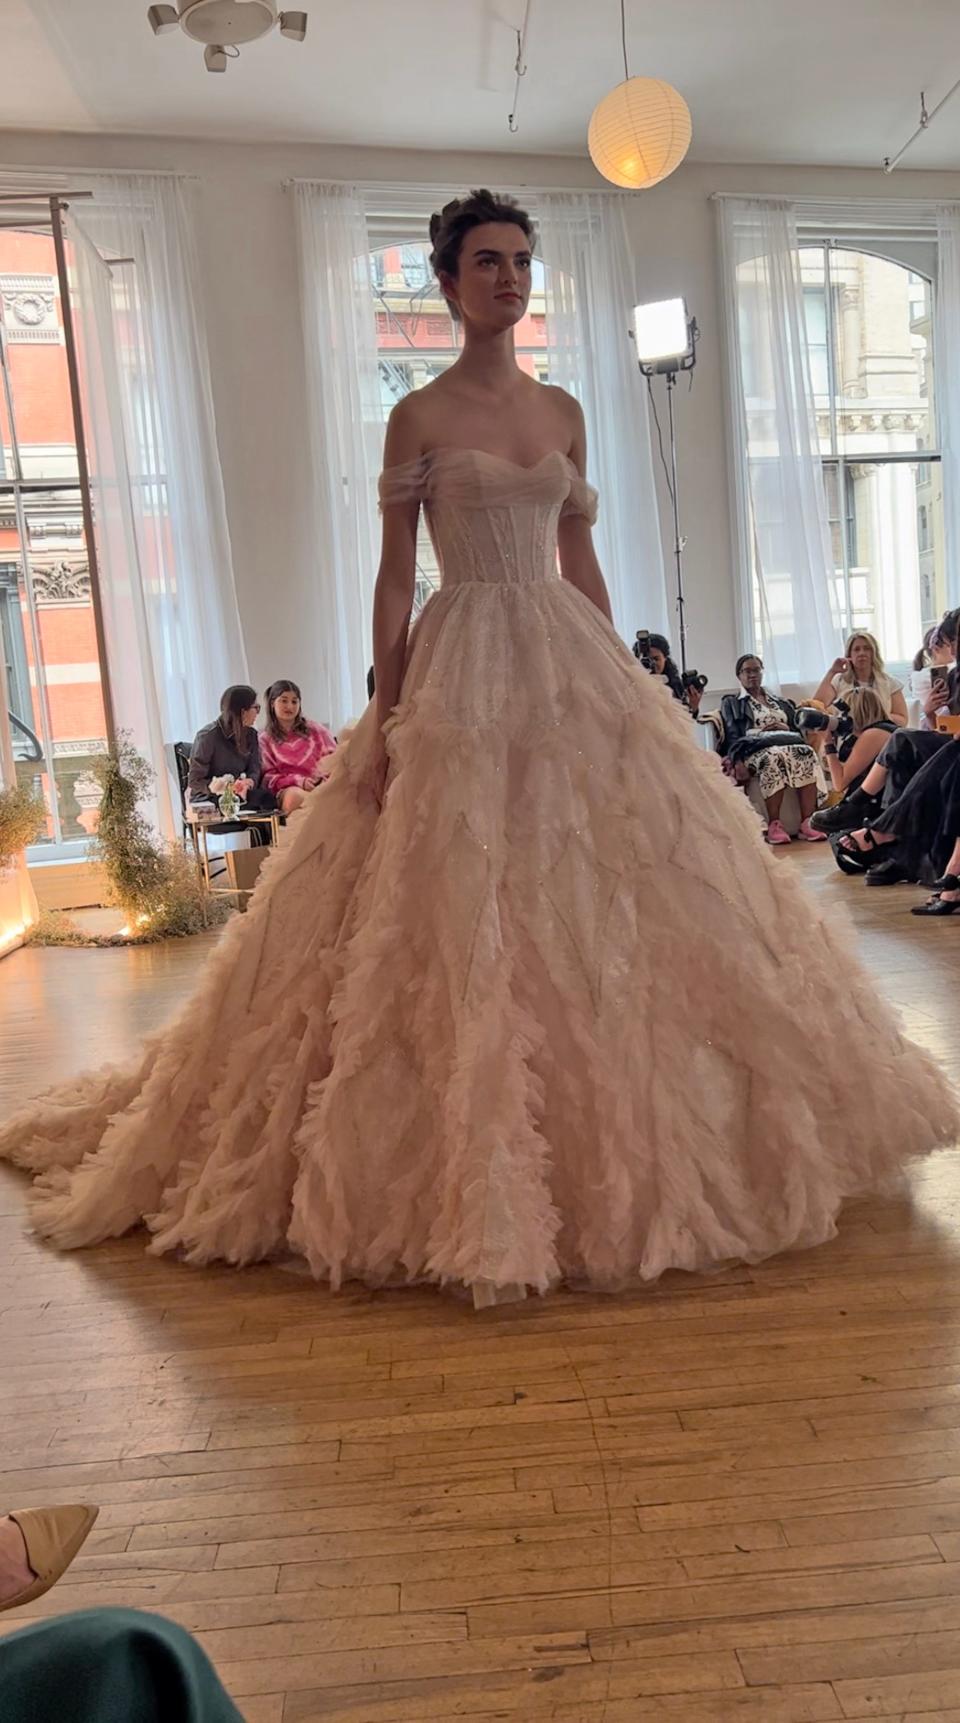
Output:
(2, 130), (959, 705)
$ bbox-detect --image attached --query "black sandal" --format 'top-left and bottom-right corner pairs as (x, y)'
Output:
(835, 828), (886, 877)
(933, 873), (960, 894)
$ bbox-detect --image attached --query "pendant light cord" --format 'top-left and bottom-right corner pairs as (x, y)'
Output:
(620, 0), (629, 81)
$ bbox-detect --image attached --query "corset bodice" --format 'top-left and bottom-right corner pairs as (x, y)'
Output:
(378, 447), (598, 589)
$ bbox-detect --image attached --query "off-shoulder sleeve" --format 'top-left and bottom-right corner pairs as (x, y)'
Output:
(560, 474), (599, 524)
(378, 457), (430, 510)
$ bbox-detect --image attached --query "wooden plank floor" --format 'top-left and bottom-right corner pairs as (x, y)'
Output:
(2, 849), (960, 1721)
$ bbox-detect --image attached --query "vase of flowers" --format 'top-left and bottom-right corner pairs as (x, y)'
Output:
(210, 775), (241, 820)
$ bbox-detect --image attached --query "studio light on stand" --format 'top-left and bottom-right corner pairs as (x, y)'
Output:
(631, 297), (704, 694)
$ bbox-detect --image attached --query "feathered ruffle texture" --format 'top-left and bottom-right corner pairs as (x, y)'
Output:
(0, 449), (955, 1305)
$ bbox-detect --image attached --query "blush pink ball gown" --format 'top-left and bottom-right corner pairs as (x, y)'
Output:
(0, 449), (955, 1307)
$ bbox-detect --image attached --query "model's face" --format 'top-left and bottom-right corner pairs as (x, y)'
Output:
(274, 690), (301, 728)
(442, 223), (533, 331)
(740, 659), (763, 694)
(849, 638), (873, 678)
(649, 647), (666, 674)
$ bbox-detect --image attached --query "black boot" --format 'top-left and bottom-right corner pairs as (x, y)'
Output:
(865, 856), (914, 886)
(810, 790), (881, 835)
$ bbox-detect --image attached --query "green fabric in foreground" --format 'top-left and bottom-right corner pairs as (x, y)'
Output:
(0, 1608), (244, 1722)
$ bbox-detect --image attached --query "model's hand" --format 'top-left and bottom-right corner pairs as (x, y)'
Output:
(358, 740), (389, 810)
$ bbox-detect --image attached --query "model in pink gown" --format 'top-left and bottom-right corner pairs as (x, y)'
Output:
(0, 447), (955, 1305)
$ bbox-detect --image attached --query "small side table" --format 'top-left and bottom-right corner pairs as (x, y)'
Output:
(187, 812), (281, 914)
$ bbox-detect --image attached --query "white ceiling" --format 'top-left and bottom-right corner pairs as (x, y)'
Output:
(6, 0), (960, 170)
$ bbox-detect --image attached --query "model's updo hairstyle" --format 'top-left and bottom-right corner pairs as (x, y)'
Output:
(428, 189), (536, 319)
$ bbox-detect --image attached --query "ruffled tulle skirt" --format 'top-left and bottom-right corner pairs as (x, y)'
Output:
(0, 576), (955, 1303)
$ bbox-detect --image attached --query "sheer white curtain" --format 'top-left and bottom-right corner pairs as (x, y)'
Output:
(71, 175), (247, 750)
(718, 197), (841, 687)
(534, 191), (668, 640)
(937, 205), (960, 609)
(294, 182), (383, 729)
(67, 215), (172, 837)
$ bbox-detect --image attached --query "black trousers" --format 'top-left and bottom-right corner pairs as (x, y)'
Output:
(873, 730), (960, 877)
(876, 728), (951, 810)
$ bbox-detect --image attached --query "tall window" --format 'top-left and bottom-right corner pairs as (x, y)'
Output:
(0, 226), (108, 849)
(368, 239), (549, 610)
(800, 245), (943, 660)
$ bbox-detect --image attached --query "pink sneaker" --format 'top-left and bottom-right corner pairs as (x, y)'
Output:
(798, 818), (828, 843)
(765, 819), (791, 845)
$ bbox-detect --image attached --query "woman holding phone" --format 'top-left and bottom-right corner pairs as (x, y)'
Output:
(908, 626), (955, 729)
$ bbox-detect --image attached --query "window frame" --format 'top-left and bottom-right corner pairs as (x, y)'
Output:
(0, 198), (113, 859)
(800, 236), (943, 656)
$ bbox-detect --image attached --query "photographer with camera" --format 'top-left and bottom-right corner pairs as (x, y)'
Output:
(719, 655), (826, 844)
(633, 630), (707, 713)
(804, 688), (896, 797)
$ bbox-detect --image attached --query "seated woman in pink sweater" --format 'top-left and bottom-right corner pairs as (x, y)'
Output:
(259, 680), (336, 814)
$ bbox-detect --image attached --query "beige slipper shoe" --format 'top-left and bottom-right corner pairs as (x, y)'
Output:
(2, 1504), (99, 1611)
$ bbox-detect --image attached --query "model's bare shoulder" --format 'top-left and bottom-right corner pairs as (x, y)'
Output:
(383, 392), (428, 466)
(540, 382), (584, 422)
(538, 384), (586, 462)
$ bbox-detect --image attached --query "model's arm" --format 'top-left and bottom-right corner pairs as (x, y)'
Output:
(367, 402), (421, 803)
(556, 398), (613, 626)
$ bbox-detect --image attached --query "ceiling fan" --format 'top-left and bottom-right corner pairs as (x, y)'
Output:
(146, 1), (308, 73)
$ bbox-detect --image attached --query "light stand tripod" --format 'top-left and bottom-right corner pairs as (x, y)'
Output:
(636, 315), (698, 675)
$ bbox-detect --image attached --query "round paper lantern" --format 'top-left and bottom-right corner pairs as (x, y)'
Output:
(588, 77), (692, 190)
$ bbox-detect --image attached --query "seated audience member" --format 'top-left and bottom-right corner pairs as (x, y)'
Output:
(719, 655), (826, 845)
(822, 687), (897, 799)
(187, 685), (276, 811)
(811, 606), (960, 866)
(838, 727), (960, 889)
(811, 631), (908, 726)
(259, 679), (337, 815)
(908, 626), (955, 729)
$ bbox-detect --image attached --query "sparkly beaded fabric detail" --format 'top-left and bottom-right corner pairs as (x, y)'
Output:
(0, 447), (954, 1305)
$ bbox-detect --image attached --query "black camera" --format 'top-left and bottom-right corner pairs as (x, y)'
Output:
(633, 629), (652, 668)
(682, 670), (708, 694)
(797, 697), (855, 758)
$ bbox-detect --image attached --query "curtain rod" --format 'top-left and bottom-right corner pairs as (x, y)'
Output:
(0, 163), (200, 185)
(710, 191), (960, 210)
(283, 174), (623, 197)
(0, 191), (95, 203)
